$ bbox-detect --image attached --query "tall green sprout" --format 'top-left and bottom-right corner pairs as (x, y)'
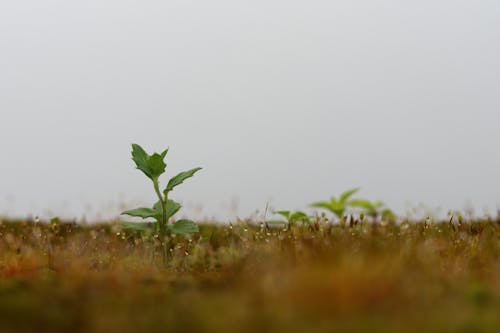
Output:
(121, 144), (201, 247)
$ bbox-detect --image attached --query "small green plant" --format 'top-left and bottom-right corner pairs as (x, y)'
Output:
(121, 144), (202, 240)
(310, 188), (360, 219)
(269, 210), (311, 226)
(349, 199), (394, 221)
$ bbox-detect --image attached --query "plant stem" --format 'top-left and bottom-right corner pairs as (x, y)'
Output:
(153, 179), (167, 264)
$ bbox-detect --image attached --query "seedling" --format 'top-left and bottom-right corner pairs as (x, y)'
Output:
(269, 210), (311, 226)
(349, 199), (394, 221)
(121, 144), (202, 242)
(310, 188), (360, 219)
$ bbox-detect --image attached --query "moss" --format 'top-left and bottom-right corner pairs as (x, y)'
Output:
(0, 219), (498, 333)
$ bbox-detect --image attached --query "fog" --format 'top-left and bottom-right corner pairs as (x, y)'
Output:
(1, 1), (499, 221)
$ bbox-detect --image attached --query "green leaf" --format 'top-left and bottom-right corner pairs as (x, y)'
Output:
(330, 201), (344, 211)
(290, 211), (310, 222)
(147, 153), (167, 179)
(333, 209), (345, 218)
(166, 200), (182, 220)
(350, 200), (384, 213)
(131, 144), (167, 181)
(310, 201), (332, 210)
(348, 199), (374, 210)
(152, 200), (163, 215)
(164, 167), (202, 194)
(170, 219), (199, 235)
(121, 207), (158, 219)
(339, 188), (360, 203)
(151, 199), (182, 221)
(121, 222), (153, 231)
(275, 210), (291, 219)
(131, 144), (149, 173)
(311, 201), (345, 218)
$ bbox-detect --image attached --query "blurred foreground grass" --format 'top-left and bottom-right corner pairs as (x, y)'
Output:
(0, 217), (498, 333)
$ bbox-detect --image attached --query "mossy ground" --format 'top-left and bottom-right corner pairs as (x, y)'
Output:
(0, 218), (498, 333)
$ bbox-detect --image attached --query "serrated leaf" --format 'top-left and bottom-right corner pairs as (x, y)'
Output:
(131, 143), (149, 168)
(339, 188), (360, 203)
(164, 167), (202, 194)
(131, 144), (167, 181)
(131, 144), (151, 178)
(121, 207), (158, 219)
(147, 153), (167, 179)
(170, 219), (199, 235)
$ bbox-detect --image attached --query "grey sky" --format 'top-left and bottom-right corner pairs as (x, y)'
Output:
(1, 1), (499, 221)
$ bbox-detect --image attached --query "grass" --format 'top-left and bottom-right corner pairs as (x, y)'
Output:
(0, 216), (498, 333)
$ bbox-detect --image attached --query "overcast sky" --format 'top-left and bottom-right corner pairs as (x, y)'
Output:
(1, 1), (499, 221)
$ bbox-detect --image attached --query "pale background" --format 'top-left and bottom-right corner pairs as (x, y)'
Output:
(1, 1), (499, 221)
